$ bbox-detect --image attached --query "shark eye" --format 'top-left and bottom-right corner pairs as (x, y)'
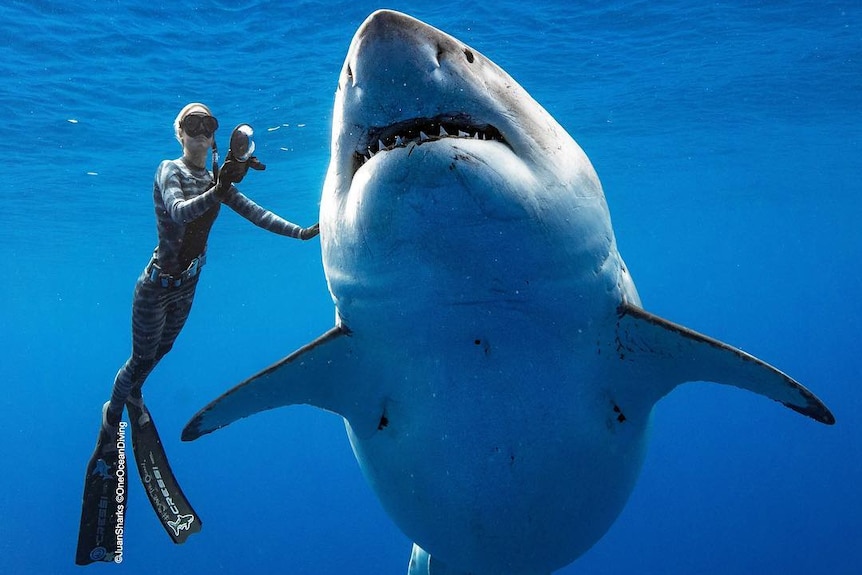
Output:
(463, 49), (474, 63)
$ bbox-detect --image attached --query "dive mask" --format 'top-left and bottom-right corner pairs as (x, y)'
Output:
(181, 114), (219, 137)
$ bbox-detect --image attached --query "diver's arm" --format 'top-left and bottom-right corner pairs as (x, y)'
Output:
(223, 190), (315, 239)
(158, 162), (222, 224)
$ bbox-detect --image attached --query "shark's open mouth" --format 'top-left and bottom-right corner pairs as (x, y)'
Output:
(356, 113), (508, 166)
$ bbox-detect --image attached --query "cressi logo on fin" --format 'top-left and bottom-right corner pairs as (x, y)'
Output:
(168, 514), (196, 537)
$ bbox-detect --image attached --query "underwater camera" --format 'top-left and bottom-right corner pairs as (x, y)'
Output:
(227, 123), (266, 170)
(211, 123), (266, 184)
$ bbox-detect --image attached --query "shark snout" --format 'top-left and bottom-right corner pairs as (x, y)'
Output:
(356, 10), (425, 47)
(340, 9), (491, 147)
(346, 9), (468, 89)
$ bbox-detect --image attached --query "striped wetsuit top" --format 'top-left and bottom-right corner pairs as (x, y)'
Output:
(154, 158), (304, 273)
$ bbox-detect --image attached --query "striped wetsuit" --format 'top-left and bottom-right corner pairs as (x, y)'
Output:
(106, 158), (306, 421)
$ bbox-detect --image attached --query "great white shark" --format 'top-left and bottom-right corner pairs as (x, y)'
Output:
(183, 9), (834, 575)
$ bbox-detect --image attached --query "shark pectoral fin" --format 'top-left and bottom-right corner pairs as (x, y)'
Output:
(182, 326), (383, 441)
(616, 303), (835, 425)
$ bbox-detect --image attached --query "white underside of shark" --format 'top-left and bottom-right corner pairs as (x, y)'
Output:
(183, 10), (834, 575)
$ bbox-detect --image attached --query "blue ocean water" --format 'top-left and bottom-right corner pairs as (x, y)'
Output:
(1, 0), (860, 573)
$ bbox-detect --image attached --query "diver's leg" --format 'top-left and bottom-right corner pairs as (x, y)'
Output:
(127, 274), (200, 406)
(106, 273), (167, 425)
(153, 275), (199, 363)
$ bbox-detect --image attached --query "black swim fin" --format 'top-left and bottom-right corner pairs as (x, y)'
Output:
(127, 399), (202, 544)
(75, 417), (131, 565)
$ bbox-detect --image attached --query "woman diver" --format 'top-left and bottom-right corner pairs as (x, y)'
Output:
(76, 102), (319, 564)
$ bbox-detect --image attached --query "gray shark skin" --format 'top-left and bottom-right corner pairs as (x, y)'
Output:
(183, 10), (834, 575)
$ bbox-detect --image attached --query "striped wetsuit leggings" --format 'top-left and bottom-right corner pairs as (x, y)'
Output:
(106, 265), (200, 423)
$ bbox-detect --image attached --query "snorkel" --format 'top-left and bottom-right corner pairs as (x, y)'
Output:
(211, 139), (220, 182)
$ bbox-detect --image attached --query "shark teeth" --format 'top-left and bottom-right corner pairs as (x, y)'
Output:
(358, 115), (506, 163)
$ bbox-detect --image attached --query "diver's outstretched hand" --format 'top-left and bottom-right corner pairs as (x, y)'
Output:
(300, 223), (320, 240)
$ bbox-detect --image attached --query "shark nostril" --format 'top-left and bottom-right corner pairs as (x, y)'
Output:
(463, 49), (474, 63)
